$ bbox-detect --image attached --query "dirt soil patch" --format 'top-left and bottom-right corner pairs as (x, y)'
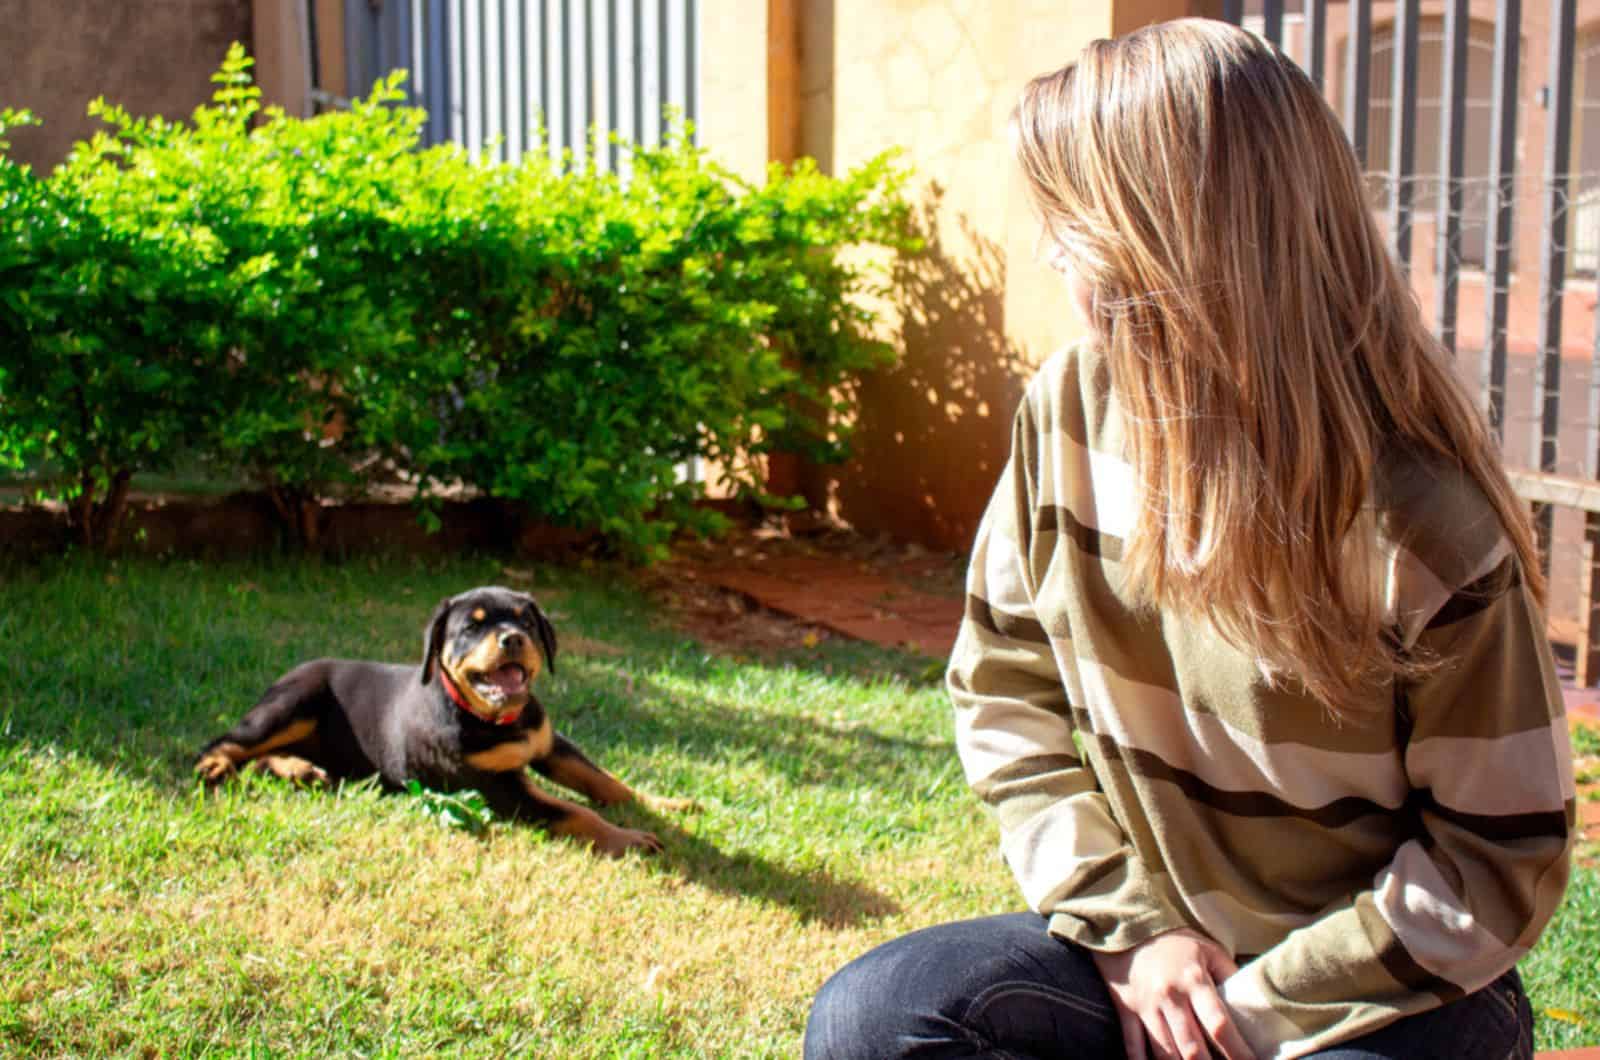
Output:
(642, 520), (967, 660)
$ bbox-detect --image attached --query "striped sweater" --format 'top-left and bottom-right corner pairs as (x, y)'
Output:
(948, 342), (1575, 1060)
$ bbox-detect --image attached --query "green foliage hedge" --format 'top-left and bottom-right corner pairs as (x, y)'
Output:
(0, 47), (916, 556)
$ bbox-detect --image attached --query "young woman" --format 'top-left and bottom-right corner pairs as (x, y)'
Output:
(805, 19), (1574, 1060)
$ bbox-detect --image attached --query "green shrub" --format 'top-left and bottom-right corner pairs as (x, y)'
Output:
(0, 107), (231, 547)
(0, 46), (916, 556)
(396, 130), (916, 556)
(46, 51), (429, 546)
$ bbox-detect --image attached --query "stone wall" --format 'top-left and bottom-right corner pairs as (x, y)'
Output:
(785, 0), (1218, 551)
(0, 0), (253, 172)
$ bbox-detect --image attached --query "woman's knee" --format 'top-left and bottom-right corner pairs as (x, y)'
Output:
(804, 933), (936, 1060)
(803, 914), (1114, 1060)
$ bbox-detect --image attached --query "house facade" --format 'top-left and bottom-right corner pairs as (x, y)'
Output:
(8, 0), (1597, 565)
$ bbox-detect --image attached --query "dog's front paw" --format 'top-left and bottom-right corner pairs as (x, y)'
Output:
(594, 825), (664, 858)
(195, 749), (238, 785)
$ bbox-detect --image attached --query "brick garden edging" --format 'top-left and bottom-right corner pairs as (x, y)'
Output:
(0, 493), (593, 559)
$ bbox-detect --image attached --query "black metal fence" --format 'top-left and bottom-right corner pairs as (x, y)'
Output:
(1229, 0), (1600, 684)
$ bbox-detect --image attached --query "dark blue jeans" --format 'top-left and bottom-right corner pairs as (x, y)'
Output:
(804, 913), (1534, 1060)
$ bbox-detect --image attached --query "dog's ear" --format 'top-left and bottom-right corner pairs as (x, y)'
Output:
(528, 597), (558, 676)
(420, 596), (454, 684)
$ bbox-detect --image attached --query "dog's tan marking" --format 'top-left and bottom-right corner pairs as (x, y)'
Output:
(196, 719), (318, 783)
(543, 753), (634, 806)
(455, 633), (538, 676)
(243, 718), (317, 759)
(250, 754), (329, 786)
(521, 775), (660, 856)
(464, 717), (554, 772)
(196, 742), (247, 782)
(471, 607), (486, 622)
(445, 632), (542, 719)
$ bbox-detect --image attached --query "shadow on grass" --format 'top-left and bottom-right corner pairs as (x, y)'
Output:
(558, 665), (951, 796)
(614, 802), (901, 927)
(0, 553), (940, 927)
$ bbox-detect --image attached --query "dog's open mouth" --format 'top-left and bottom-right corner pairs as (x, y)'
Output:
(469, 663), (528, 705)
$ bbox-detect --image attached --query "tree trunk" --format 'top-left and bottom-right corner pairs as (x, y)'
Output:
(266, 483), (325, 550)
(69, 467), (133, 551)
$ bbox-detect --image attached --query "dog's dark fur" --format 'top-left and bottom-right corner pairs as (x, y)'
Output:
(196, 585), (661, 855)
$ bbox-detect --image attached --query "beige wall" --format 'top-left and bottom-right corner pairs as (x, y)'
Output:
(777, 0), (1217, 550)
(0, 0), (253, 172)
(697, 0), (771, 182)
(796, 0), (1027, 549)
(251, 0), (312, 118)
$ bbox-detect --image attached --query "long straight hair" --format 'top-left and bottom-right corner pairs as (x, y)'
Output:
(1012, 19), (1544, 710)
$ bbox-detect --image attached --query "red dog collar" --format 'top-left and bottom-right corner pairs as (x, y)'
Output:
(438, 666), (523, 726)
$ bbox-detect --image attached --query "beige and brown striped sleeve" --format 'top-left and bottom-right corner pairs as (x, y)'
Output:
(1220, 549), (1575, 1060)
(950, 381), (1189, 950)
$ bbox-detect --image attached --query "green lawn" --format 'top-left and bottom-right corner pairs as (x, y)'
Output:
(0, 555), (1594, 1056)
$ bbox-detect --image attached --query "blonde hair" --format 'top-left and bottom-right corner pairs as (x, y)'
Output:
(1012, 18), (1543, 710)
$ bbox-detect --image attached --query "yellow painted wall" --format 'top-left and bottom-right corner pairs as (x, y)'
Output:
(776, 0), (1213, 550)
(697, 0), (771, 183)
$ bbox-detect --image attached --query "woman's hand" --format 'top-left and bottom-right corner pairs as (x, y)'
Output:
(1091, 928), (1256, 1060)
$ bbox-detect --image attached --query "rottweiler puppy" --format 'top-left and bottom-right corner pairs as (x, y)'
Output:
(196, 585), (662, 856)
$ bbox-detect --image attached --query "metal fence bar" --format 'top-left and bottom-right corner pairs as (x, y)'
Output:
(685, 0), (697, 140)
(1480, 0), (1520, 439)
(1261, 0), (1284, 49)
(665, 0), (688, 135)
(385, 3), (414, 103)
(1307, 0), (1326, 90)
(342, 0), (371, 101)
(422, 0), (452, 144)
(656, 0), (671, 139)
(413, 0), (427, 105)
(1434, 0), (1470, 355)
(565, 0), (590, 163)
(1222, 0), (1242, 26)
(501, 0), (518, 159)
(616, 0), (636, 175)
(590, 0), (610, 171)
(450, 0), (466, 143)
(530, 1), (544, 156)
(1344, 0), (1371, 166)
(583, 0), (597, 161)
(546, 0), (565, 159)
(1387, 0), (1419, 269)
(331, 2), (695, 167)
(463, 0), (482, 155)
(1590, 251), (1600, 480)
(484, 0), (504, 160)
(1587, 265), (1600, 680)
(1531, 0), (1577, 574)
(640, 0), (661, 145)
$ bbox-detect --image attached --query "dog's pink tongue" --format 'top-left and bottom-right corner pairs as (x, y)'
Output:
(488, 664), (527, 696)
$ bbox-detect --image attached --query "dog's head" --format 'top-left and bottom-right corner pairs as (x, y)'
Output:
(419, 586), (558, 724)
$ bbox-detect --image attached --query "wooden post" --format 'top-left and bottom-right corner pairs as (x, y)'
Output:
(764, 0), (805, 502)
(1582, 511), (1600, 686)
(251, 0), (313, 117)
(768, 0), (800, 166)
(1506, 468), (1600, 686)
